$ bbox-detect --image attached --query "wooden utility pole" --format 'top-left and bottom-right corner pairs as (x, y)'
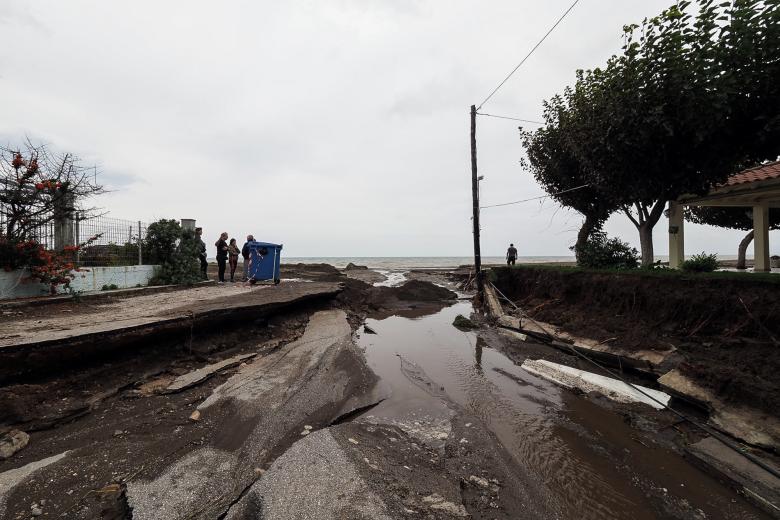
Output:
(470, 105), (483, 293)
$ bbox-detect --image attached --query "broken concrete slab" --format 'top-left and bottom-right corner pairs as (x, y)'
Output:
(0, 282), (341, 384)
(164, 353), (256, 393)
(687, 436), (780, 517)
(223, 428), (393, 520)
(127, 309), (386, 519)
(521, 359), (671, 410)
(0, 451), (69, 518)
(0, 429), (29, 459)
(0, 281), (341, 352)
(660, 369), (780, 451)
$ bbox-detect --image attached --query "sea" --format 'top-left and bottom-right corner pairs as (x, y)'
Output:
(280, 256), (575, 269)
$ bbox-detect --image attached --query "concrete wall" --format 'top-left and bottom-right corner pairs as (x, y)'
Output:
(0, 265), (160, 299)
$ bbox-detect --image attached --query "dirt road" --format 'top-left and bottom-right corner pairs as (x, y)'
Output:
(0, 267), (777, 519)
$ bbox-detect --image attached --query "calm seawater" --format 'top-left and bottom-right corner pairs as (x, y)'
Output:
(281, 256), (574, 269)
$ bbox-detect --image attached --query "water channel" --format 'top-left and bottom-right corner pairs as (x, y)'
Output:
(357, 300), (769, 520)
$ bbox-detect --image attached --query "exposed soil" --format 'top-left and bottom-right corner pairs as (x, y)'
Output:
(490, 267), (780, 415)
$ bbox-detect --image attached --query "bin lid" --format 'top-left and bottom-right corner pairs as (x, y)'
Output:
(248, 241), (283, 249)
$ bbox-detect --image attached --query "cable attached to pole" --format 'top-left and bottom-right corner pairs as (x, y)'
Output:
(477, 0), (582, 111)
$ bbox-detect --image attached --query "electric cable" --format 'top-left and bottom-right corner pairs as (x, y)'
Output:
(481, 184), (590, 209)
(477, 0), (582, 110)
(477, 112), (544, 125)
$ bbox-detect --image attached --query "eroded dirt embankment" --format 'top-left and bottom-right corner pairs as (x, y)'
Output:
(490, 266), (780, 415)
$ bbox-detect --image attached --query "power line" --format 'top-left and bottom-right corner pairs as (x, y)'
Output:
(477, 112), (544, 125)
(480, 183), (590, 209)
(477, 0), (582, 111)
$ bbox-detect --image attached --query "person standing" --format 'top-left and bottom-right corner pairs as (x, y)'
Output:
(241, 234), (254, 281)
(228, 238), (241, 282)
(506, 243), (518, 266)
(195, 227), (208, 280)
(215, 232), (229, 283)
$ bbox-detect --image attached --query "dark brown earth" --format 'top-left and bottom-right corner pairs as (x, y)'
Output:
(489, 266), (780, 416)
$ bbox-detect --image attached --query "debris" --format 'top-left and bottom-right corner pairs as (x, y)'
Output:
(0, 430), (29, 459)
(300, 430), (310, 436)
(348, 438), (360, 445)
(521, 359), (671, 410)
(165, 353), (257, 393)
(363, 324), (377, 335)
(189, 410), (201, 422)
(421, 494), (468, 517)
(468, 475), (490, 488)
(452, 314), (478, 329)
(113, 430), (124, 437)
(304, 425), (313, 430)
(95, 484), (121, 494)
(31, 505), (43, 516)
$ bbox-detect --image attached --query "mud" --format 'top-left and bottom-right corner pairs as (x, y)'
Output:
(490, 266), (780, 415)
(357, 299), (771, 519)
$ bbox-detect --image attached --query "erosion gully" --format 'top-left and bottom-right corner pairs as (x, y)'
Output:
(357, 299), (769, 520)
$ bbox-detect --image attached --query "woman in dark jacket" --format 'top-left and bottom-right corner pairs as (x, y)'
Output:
(228, 238), (241, 282)
(215, 232), (229, 283)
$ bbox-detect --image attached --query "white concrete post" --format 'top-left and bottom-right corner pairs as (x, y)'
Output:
(668, 201), (685, 269)
(753, 204), (770, 272)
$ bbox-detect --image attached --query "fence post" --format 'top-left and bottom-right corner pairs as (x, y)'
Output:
(53, 193), (75, 251)
(75, 213), (81, 265)
(138, 221), (143, 265)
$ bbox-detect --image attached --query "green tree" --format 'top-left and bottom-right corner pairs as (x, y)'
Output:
(522, 0), (780, 266)
(520, 119), (616, 261)
(145, 219), (201, 285)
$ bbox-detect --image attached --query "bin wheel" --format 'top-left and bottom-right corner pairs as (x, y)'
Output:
(274, 278), (280, 285)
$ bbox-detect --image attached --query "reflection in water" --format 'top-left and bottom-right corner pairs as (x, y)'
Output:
(357, 301), (768, 520)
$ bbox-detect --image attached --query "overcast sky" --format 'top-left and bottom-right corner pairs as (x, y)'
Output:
(2, 0), (776, 258)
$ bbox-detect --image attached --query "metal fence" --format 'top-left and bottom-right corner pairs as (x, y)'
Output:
(1, 206), (151, 266)
(75, 214), (149, 267)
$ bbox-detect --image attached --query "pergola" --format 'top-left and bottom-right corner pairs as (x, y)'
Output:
(668, 161), (780, 272)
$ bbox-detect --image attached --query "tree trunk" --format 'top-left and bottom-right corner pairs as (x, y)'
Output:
(638, 222), (654, 267)
(574, 213), (600, 263)
(737, 230), (754, 270)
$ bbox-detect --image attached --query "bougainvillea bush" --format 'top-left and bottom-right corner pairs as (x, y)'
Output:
(1, 235), (101, 295)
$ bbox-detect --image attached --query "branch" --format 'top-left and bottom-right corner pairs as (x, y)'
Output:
(623, 206), (640, 228)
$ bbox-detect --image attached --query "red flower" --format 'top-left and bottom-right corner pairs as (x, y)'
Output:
(12, 153), (24, 170)
(35, 183), (44, 190)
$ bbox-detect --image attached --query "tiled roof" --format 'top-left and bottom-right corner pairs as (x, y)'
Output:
(725, 161), (780, 186)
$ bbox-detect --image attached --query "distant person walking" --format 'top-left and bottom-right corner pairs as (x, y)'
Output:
(215, 232), (229, 283)
(228, 238), (240, 282)
(506, 243), (518, 266)
(195, 227), (208, 280)
(241, 234), (254, 281)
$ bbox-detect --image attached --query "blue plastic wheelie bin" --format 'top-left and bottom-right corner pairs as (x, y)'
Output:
(247, 241), (283, 285)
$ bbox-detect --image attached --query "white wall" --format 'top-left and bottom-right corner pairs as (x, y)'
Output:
(0, 265), (160, 300)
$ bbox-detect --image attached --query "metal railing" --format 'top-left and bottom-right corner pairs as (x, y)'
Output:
(1, 206), (150, 266)
(74, 214), (149, 267)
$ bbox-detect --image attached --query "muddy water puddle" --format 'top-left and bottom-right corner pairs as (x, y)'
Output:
(357, 301), (769, 520)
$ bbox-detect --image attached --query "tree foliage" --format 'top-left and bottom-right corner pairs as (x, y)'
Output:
(575, 231), (639, 270)
(521, 0), (780, 266)
(145, 219), (201, 285)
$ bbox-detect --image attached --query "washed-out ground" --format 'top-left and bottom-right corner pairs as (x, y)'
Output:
(0, 263), (776, 519)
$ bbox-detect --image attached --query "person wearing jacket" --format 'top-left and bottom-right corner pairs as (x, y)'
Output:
(195, 227), (208, 280)
(241, 234), (254, 281)
(228, 238), (241, 282)
(215, 232), (229, 283)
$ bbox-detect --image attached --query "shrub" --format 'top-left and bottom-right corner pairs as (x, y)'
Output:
(681, 252), (718, 273)
(575, 231), (639, 270)
(146, 220), (201, 285)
